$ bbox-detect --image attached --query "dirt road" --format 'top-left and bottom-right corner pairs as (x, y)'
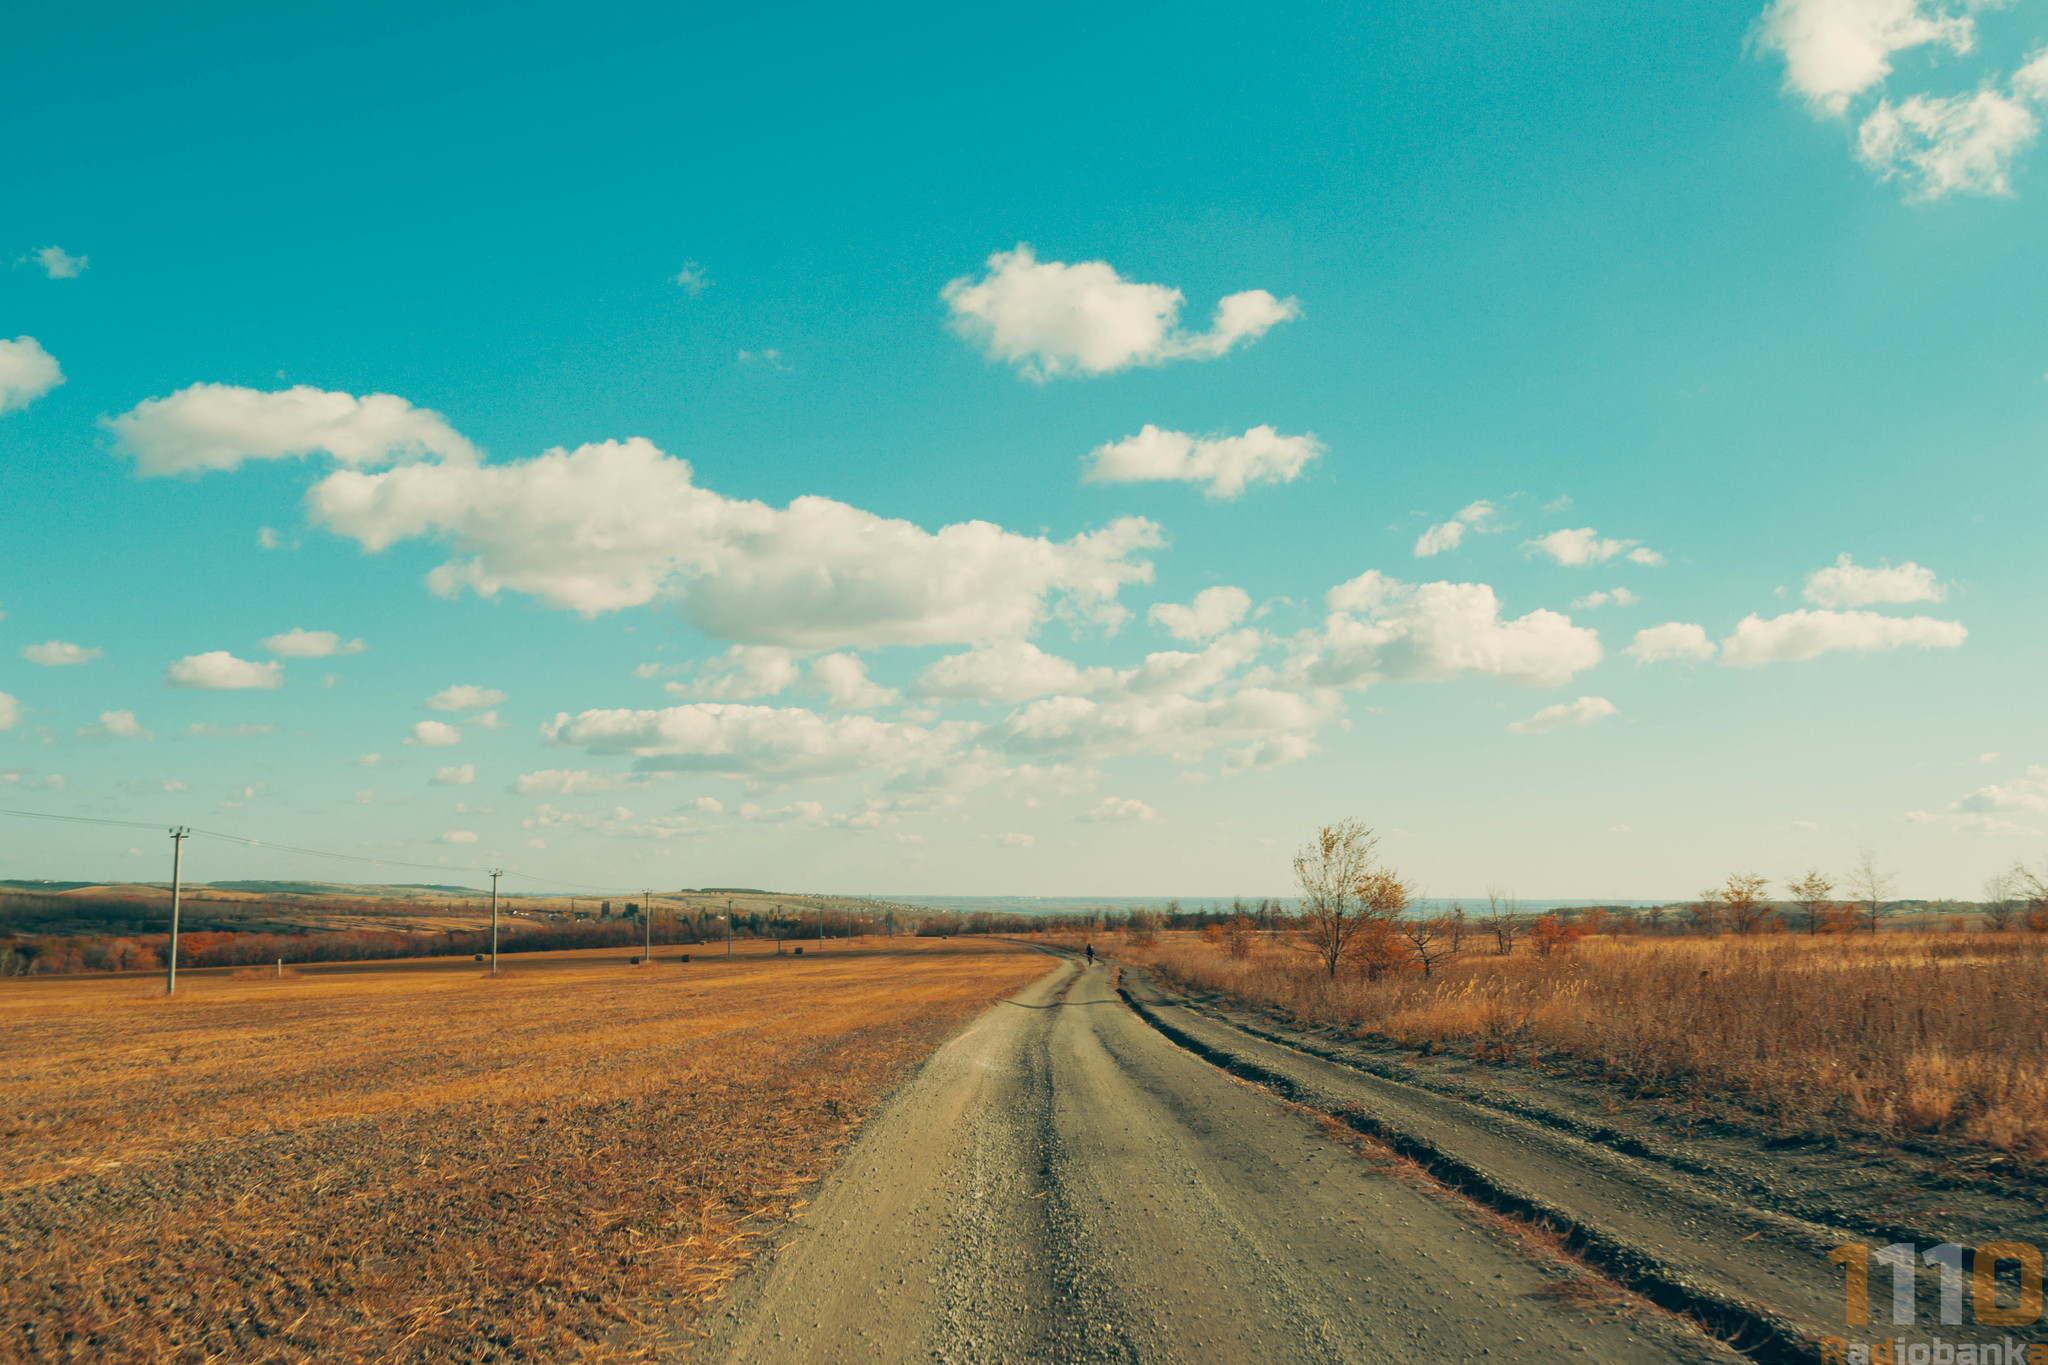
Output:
(698, 955), (1734, 1363)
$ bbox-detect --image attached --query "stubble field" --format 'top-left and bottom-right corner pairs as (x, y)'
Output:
(0, 937), (1050, 1364)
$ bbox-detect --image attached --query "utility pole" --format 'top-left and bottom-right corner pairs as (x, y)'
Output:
(165, 827), (189, 995)
(489, 868), (503, 976)
(726, 896), (733, 959)
(643, 889), (652, 962)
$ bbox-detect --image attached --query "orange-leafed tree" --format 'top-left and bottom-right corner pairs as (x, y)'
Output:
(1529, 913), (1583, 957)
(1293, 818), (1410, 980)
(1718, 874), (1776, 935)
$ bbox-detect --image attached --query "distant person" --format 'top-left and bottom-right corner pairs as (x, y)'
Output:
(1085, 942), (1094, 965)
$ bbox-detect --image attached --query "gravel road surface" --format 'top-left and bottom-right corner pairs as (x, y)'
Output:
(698, 955), (1735, 1364)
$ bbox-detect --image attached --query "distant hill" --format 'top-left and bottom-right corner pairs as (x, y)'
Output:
(203, 880), (483, 896)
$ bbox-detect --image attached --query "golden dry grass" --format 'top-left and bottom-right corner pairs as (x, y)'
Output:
(0, 937), (1050, 1363)
(1113, 929), (2048, 1156)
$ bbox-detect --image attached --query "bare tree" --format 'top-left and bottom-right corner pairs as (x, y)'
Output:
(1845, 846), (1897, 935)
(1784, 868), (1835, 936)
(1481, 886), (1521, 956)
(1293, 819), (1407, 979)
(1447, 903), (1466, 952)
(1982, 866), (2018, 932)
(1400, 915), (1455, 977)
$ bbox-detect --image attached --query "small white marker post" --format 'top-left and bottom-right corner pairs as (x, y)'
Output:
(165, 827), (189, 996)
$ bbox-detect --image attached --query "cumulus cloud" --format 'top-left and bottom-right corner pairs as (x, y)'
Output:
(1003, 682), (1338, 773)
(431, 764), (476, 786)
(942, 244), (1299, 379)
(1287, 570), (1602, 689)
(21, 641), (101, 666)
(0, 693), (17, 730)
(80, 710), (154, 741)
(407, 720), (463, 746)
(913, 641), (1121, 704)
(510, 768), (656, 795)
(544, 703), (966, 783)
(1802, 552), (1945, 607)
(309, 435), (1160, 646)
(1149, 586), (1251, 642)
(810, 653), (899, 710)
(1756, 0), (1974, 116)
(438, 830), (478, 844)
(425, 684), (508, 712)
(32, 246), (88, 278)
(261, 628), (365, 658)
(1571, 588), (1639, 610)
(1624, 621), (1717, 663)
(1904, 766), (2048, 836)
(106, 384), (477, 476)
(1858, 89), (2039, 198)
(0, 337), (64, 414)
(668, 647), (801, 701)
(1083, 426), (1321, 499)
(1718, 609), (1966, 665)
(1078, 796), (1157, 823)
(165, 651), (284, 690)
(1506, 696), (1617, 736)
(1524, 527), (1661, 567)
(1414, 500), (1496, 558)
(997, 831), (1036, 848)
(672, 260), (711, 294)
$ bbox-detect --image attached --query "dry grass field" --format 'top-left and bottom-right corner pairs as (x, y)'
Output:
(1112, 929), (2048, 1156)
(0, 937), (1051, 1364)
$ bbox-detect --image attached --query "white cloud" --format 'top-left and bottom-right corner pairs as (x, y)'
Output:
(1719, 609), (1967, 665)
(810, 653), (899, 710)
(0, 337), (64, 414)
(1802, 552), (1945, 607)
(1858, 89), (2038, 198)
(1624, 621), (1717, 663)
(1149, 586), (1251, 642)
(465, 710), (504, 729)
(425, 684), (508, 712)
(184, 722), (276, 738)
(1525, 527), (1659, 567)
(693, 796), (724, 814)
(1904, 767), (2047, 835)
(257, 526), (282, 550)
(407, 720), (463, 746)
(357, 752), (383, 766)
(997, 831), (1036, 848)
(165, 651), (284, 690)
(1414, 500), (1496, 558)
(80, 710), (154, 742)
(1078, 796), (1156, 823)
(106, 383), (477, 476)
(0, 693), (17, 729)
(432, 764), (476, 786)
(1756, 0), (1975, 116)
(1083, 425), (1322, 499)
(1571, 588), (1640, 610)
(1956, 775), (2048, 814)
(737, 348), (787, 370)
(672, 260), (711, 294)
(668, 646), (801, 701)
(1506, 696), (1617, 736)
(942, 245), (1298, 380)
(1288, 570), (1603, 689)
(438, 830), (478, 845)
(308, 435), (1161, 645)
(32, 246), (88, 279)
(21, 641), (101, 666)
(913, 641), (1121, 704)
(1003, 683), (1337, 773)
(263, 628), (365, 658)
(544, 703), (966, 782)
(511, 768), (657, 795)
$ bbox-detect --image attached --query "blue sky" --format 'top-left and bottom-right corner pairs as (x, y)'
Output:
(2, 0), (2044, 899)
